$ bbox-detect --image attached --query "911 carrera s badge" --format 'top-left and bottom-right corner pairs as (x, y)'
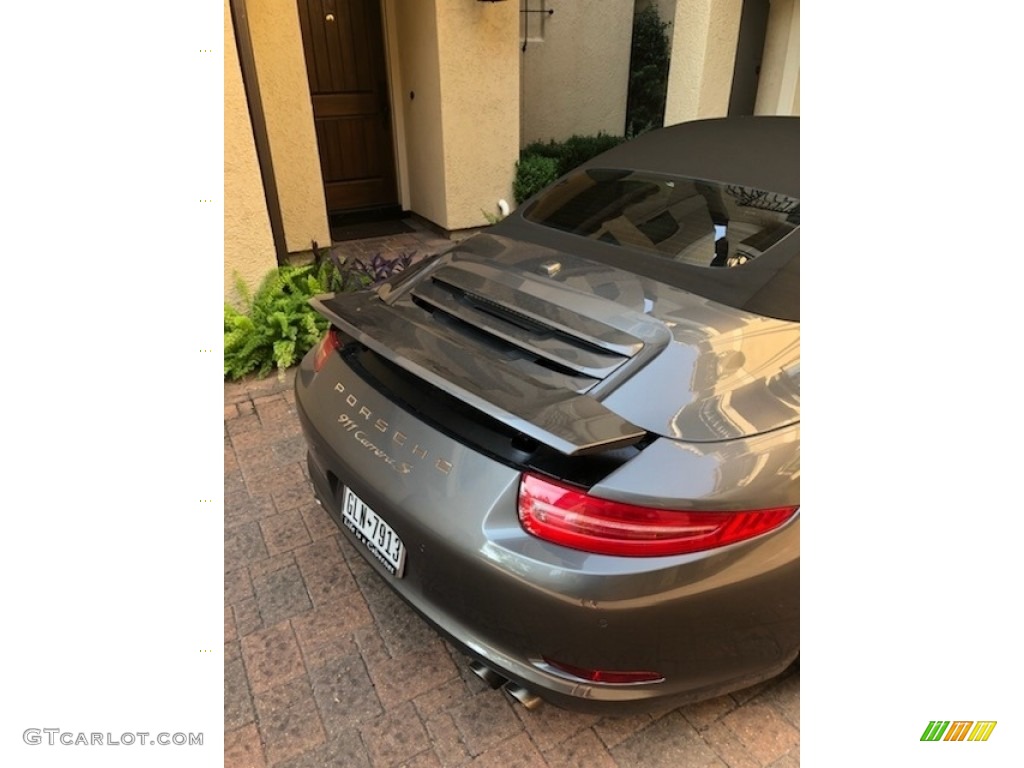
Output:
(334, 381), (454, 476)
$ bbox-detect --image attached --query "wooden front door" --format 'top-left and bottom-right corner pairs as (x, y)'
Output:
(298, 0), (398, 213)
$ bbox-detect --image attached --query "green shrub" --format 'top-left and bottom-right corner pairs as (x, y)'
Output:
(521, 133), (626, 178)
(513, 154), (558, 204)
(558, 134), (626, 176)
(520, 139), (563, 164)
(513, 133), (627, 204)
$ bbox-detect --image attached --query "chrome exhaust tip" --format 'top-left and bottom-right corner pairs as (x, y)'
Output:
(503, 681), (543, 710)
(468, 659), (507, 689)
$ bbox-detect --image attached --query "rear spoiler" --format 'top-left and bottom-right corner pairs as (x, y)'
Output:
(311, 291), (647, 456)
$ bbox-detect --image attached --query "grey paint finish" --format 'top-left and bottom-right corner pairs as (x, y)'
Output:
(410, 278), (629, 378)
(332, 230), (798, 447)
(295, 351), (798, 711)
(591, 426), (799, 511)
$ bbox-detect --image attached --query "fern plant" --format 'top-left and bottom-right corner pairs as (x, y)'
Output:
(226, 249), (420, 381)
(224, 266), (329, 380)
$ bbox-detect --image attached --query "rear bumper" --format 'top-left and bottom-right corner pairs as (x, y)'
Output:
(295, 349), (799, 712)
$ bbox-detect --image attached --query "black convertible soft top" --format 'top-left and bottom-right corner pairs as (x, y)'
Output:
(494, 116), (800, 322)
(579, 115), (799, 197)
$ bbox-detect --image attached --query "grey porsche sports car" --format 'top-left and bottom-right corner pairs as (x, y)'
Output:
(295, 115), (799, 712)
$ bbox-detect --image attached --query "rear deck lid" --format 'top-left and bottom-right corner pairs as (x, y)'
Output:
(314, 233), (797, 455)
(313, 238), (680, 455)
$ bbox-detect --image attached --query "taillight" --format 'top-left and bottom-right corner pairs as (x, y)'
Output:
(517, 473), (797, 557)
(313, 328), (341, 372)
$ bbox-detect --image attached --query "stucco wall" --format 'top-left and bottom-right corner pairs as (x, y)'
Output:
(663, 0), (742, 125)
(393, 0), (449, 227)
(390, 0), (518, 231)
(520, 0), (633, 145)
(754, 0), (799, 116)
(247, 0), (330, 253)
(382, 0), (411, 212)
(224, 0), (277, 305)
(436, 0), (519, 229)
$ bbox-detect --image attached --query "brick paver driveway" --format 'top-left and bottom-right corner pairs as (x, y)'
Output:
(224, 231), (799, 768)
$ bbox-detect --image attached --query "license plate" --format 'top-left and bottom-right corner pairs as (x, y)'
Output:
(341, 487), (406, 578)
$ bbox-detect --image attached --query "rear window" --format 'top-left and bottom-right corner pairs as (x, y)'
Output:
(523, 169), (799, 269)
(515, 168), (800, 322)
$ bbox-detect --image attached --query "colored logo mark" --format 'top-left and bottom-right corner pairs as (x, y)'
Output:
(921, 721), (997, 742)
